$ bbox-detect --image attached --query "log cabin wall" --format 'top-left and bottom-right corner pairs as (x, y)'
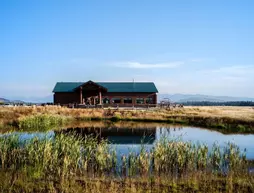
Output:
(54, 92), (80, 104)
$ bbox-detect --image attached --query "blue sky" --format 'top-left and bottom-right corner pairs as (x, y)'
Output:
(1, 0), (254, 99)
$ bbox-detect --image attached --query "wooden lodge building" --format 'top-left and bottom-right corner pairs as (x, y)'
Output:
(53, 80), (158, 107)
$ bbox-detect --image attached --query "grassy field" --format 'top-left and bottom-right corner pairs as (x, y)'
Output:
(0, 106), (254, 133)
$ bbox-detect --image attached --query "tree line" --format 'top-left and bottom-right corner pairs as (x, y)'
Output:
(182, 101), (254, 106)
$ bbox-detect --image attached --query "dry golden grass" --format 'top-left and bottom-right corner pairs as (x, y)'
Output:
(0, 105), (254, 122)
(173, 106), (254, 121)
(0, 106), (254, 133)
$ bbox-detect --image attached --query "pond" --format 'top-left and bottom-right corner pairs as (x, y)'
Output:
(2, 122), (254, 160)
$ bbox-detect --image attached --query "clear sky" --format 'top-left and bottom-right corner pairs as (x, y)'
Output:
(1, 0), (254, 99)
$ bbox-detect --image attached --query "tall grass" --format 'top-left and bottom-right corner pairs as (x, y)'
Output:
(18, 114), (70, 131)
(0, 134), (248, 176)
(0, 133), (252, 192)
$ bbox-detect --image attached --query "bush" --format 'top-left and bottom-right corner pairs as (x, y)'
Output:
(18, 114), (70, 131)
(110, 115), (121, 122)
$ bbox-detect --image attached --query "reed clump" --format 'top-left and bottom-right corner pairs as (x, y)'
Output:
(0, 133), (115, 179)
(0, 134), (248, 176)
(17, 114), (71, 131)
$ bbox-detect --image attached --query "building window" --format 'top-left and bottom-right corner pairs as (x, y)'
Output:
(103, 98), (110, 104)
(124, 98), (132, 104)
(146, 98), (153, 104)
(136, 98), (144, 104)
(112, 98), (121, 104)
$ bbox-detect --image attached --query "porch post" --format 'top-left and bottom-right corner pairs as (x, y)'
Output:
(154, 94), (157, 105)
(99, 90), (102, 105)
(132, 97), (136, 107)
(108, 96), (112, 104)
(80, 87), (83, 104)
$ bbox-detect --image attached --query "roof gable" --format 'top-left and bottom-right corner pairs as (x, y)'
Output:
(53, 82), (158, 93)
(73, 81), (108, 92)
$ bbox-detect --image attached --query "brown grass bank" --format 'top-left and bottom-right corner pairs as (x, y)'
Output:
(0, 106), (254, 133)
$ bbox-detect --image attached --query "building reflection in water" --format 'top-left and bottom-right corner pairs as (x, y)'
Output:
(57, 124), (184, 145)
(157, 126), (184, 139)
(58, 126), (156, 144)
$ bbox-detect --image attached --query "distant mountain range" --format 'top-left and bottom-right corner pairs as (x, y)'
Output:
(0, 96), (53, 104)
(0, 98), (10, 103)
(1, 94), (254, 104)
(158, 94), (254, 103)
(14, 96), (53, 103)
(0, 98), (26, 104)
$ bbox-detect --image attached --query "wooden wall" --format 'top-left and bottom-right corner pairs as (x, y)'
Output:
(54, 92), (80, 104)
(54, 92), (157, 106)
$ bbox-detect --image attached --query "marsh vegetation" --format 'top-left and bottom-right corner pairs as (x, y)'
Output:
(0, 106), (254, 192)
(0, 133), (253, 192)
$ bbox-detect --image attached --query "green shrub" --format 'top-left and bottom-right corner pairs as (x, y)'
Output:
(236, 124), (246, 132)
(110, 115), (121, 122)
(18, 114), (70, 131)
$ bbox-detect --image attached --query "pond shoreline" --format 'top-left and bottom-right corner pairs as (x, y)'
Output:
(78, 116), (254, 134)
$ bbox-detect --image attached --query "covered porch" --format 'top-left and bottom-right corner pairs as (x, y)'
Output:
(75, 81), (107, 106)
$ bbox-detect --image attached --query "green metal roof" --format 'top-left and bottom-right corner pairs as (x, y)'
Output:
(53, 81), (158, 93)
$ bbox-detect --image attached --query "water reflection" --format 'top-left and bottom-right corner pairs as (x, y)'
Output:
(58, 126), (157, 144)
(58, 124), (254, 160)
(1, 122), (254, 160)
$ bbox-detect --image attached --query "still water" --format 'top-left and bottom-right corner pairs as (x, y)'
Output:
(2, 123), (254, 159)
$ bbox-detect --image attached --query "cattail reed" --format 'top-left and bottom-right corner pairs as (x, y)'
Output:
(0, 133), (252, 192)
(0, 134), (249, 180)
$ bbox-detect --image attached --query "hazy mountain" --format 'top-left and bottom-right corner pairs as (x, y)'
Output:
(14, 95), (53, 103)
(158, 94), (254, 103)
(11, 100), (26, 103)
(0, 98), (10, 103)
(1, 95), (53, 103)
